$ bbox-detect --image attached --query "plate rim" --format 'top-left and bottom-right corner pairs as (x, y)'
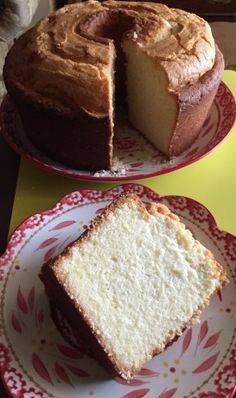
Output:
(2, 183), (236, 259)
(0, 81), (235, 182)
(0, 183), (235, 398)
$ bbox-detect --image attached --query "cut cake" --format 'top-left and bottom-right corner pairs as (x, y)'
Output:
(40, 193), (228, 380)
(3, 1), (224, 170)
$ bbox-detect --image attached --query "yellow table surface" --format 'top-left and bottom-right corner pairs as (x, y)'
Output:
(9, 70), (236, 237)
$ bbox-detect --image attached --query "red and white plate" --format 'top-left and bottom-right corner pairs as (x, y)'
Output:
(0, 184), (235, 398)
(0, 82), (235, 182)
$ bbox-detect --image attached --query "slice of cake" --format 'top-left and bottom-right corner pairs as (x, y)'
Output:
(40, 193), (228, 380)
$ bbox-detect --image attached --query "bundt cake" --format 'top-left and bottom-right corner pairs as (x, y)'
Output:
(3, 1), (224, 170)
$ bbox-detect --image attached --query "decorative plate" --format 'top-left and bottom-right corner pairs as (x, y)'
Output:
(0, 184), (235, 398)
(0, 82), (235, 182)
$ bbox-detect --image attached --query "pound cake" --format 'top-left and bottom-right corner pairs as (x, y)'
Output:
(3, 1), (224, 170)
(40, 193), (228, 380)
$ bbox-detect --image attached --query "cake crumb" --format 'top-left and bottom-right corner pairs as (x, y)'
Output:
(93, 157), (126, 177)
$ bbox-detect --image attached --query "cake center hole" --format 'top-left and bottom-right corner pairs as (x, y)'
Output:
(75, 10), (135, 42)
(76, 10), (137, 105)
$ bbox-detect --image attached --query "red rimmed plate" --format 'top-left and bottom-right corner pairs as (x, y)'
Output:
(0, 184), (235, 398)
(0, 82), (235, 182)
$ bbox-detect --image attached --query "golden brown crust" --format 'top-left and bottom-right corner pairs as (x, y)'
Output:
(4, 1), (112, 116)
(40, 193), (229, 380)
(169, 46), (224, 156)
(4, 0), (217, 113)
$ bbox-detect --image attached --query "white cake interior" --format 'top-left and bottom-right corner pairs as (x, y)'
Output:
(122, 41), (179, 155)
(57, 197), (222, 375)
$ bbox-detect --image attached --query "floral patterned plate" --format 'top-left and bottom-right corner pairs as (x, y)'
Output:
(0, 82), (235, 182)
(0, 184), (235, 398)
